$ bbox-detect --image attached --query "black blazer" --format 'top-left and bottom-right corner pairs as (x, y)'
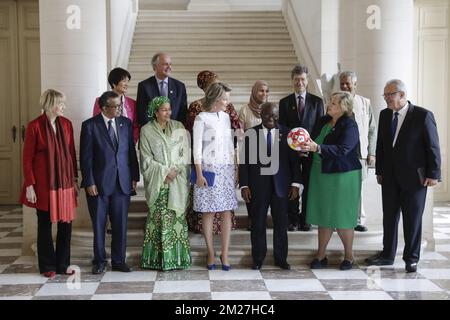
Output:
(239, 124), (301, 198)
(279, 92), (324, 134)
(136, 75), (188, 127)
(311, 115), (362, 174)
(376, 102), (441, 189)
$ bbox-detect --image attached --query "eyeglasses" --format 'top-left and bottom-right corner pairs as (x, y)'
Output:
(382, 91), (400, 99)
(106, 104), (121, 109)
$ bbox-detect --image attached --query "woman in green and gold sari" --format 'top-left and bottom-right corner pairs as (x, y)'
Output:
(139, 96), (191, 271)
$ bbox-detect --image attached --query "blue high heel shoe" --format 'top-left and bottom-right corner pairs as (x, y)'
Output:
(220, 255), (231, 271)
(207, 264), (216, 270)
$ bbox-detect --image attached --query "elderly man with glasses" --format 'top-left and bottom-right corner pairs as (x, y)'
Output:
(365, 79), (441, 273)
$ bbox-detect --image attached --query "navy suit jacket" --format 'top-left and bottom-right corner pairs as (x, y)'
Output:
(279, 92), (324, 134)
(376, 102), (441, 190)
(80, 114), (139, 196)
(311, 115), (362, 174)
(239, 124), (301, 198)
(136, 75), (187, 127)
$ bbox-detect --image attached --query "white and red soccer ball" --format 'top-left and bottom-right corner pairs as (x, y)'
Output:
(287, 127), (310, 151)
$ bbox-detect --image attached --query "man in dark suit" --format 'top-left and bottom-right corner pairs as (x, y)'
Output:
(239, 102), (301, 270)
(136, 52), (188, 127)
(279, 65), (324, 231)
(366, 79), (441, 273)
(80, 91), (140, 274)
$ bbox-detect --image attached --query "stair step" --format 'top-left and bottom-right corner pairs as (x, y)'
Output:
(130, 51), (296, 59)
(130, 46), (295, 52)
(134, 27), (288, 33)
(128, 58), (297, 65)
(132, 38), (292, 46)
(132, 33), (290, 40)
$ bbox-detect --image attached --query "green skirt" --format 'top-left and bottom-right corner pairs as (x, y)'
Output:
(141, 186), (191, 271)
(306, 124), (361, 229)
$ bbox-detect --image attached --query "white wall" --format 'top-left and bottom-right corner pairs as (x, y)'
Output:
(109, 0), (137, 69)
(286, 0), (322, 72)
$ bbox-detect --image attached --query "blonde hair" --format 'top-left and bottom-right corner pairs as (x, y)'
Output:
(203, 82), (232, 111)
(331, 91), (354, 116)
(40, 89), (65, 113)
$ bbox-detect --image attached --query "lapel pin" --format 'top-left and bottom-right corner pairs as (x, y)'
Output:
(170, 90), (173, 94)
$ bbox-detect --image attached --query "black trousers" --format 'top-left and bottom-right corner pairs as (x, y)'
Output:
(36, 210), (72, 273)
(250, 180), (288, 265)
(288, 158), (311, 226)
(381, 178), (427, 264)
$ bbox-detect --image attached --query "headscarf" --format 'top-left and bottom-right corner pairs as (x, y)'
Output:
(148, 96), (170, 120)
(248, 80), (269, 118)
(197, 70), (218, 91)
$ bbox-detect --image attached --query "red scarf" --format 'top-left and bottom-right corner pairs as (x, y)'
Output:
(45, 117), (77, 223)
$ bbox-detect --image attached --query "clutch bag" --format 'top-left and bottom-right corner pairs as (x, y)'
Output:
(190, 169), (215, 186)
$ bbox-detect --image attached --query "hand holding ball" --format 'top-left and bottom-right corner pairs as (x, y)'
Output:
(287, 127), (310, 151)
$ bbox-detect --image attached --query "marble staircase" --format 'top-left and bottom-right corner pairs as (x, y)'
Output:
(126, 10), (298, 109)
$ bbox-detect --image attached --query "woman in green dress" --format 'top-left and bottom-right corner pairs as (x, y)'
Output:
(140, 96), (191, 271)
(302, 91), (362, 271)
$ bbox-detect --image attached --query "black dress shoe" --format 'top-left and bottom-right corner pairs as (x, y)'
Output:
(251, 264), (262, 270)
(405, 262), (418, 273)
(339, 259), (354, 271)
(298, 224), (312, 231)
(275, 262), (291, 270)
(92, 264), (106, 274)
(112, 264), (133, 272)
(288, 224), (298, 232)
(365, 253), (394, 266)
(310, 257), (328, 269)
(354, 224), (368, 232)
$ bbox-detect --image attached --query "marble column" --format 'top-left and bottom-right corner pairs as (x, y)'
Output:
(22, 0), (108, 255)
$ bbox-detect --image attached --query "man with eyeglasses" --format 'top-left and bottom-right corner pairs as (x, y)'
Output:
(365, 79), (441, 273)
(80, 91), (140, 274)
(279, 65), (324, 232)
(340, 71), (377, 232)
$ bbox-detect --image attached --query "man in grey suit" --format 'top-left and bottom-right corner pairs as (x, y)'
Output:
(340, 71), (377, 232)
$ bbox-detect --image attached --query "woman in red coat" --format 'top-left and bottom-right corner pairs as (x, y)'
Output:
(21, 89), (78, 278)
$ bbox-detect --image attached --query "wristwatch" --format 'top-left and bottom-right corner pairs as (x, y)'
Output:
(317, 144), (322, 154)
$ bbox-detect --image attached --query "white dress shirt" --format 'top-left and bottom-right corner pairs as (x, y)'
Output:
(101, 113), (118, 139)
(156, 76), (169, 96)
(241, 124), (301, 190)
(392, 102), (409, 146)
(295, 92), (307, 107)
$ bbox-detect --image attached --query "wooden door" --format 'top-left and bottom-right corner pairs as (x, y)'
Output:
(0, 1), (21, 204)
(0, 0), (40, 204)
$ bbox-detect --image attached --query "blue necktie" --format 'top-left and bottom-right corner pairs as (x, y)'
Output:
(160, 80), (167, 97)
(391, 112), (399, 142)
(108, 119), (118, 150)
(267, 129), (272, 157)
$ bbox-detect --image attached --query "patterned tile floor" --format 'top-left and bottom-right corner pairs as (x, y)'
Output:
(1, 205), (450, 300)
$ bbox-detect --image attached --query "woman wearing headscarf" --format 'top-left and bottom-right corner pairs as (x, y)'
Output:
(185, 70), (240, 235)
(139, 96), (191, 271)
(21, 89), (78, 278)
(238, 80), (270, 130)
(238, 80), (270, 230)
